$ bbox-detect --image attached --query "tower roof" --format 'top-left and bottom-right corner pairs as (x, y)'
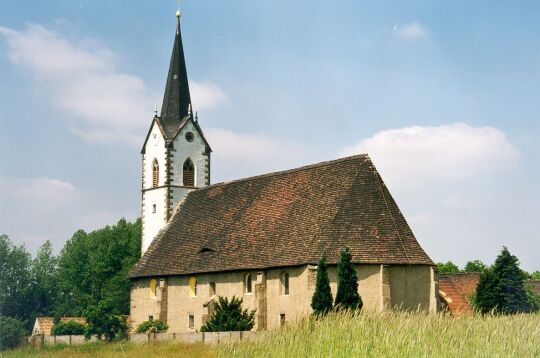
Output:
(159, 12), (192, 139)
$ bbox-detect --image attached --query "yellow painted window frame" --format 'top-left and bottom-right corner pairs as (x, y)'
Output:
(188, 276), (197, 298)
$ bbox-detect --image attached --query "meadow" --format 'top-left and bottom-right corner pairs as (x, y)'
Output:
(3, 311), (539, 357)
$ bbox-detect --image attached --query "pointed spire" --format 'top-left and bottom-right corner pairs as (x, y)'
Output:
(159, 10), (192, 138)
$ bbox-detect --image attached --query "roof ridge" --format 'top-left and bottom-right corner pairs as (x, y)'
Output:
(198, 154), (370, 191)
(373, 165), (411, 264)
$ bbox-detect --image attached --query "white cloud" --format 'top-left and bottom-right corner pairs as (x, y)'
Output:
(0, 176), (138, 253)
(340, 123), (520, 186)
(205, 128), (307, 181)
(190, 81), (227, 110)
(0, 23), (227, 145)
(0, 176), (79, 206)
(338, 123), (538, 270)
(394, 22), (428, 41)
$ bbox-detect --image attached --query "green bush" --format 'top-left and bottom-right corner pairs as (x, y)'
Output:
(51, 320), (86, 335)
(201, 296), (256, 332)
(0, 316), (27, 350)
(135, 319), (168, 333)
(84, 302), (127, 341)
(311, 256), (333, 315)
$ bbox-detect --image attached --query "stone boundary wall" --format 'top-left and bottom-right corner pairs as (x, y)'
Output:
(24, 331), (261, 348)
(27, 335), (97, 348)
(130, 331), (262, 344)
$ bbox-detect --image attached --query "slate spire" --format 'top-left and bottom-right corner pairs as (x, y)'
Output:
(160, 11), (192, 138)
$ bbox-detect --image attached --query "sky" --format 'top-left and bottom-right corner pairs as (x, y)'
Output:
(0, 1), (539, 271)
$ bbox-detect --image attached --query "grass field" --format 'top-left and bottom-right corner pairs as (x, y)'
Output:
(3, 311), (539, 357)
(224, 311), (540, 357)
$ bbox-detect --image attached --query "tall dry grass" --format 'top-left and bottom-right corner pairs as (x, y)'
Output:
(3, 311), (538, 357)
(222, 310), (540, 357)
(1, 341), (216, 358)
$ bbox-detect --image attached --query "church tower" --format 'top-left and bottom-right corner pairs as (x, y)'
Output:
(140, 11), (211, 254)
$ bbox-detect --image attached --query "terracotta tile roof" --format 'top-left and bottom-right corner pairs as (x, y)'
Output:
(34, 317), (54, 336)
(438, 273), (481, 315)
(130, 155), (434, 278)
(33, 317), (86, 336)
(60, 317), (86, 325)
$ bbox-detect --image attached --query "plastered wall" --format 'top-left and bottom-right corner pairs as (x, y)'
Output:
(130, 264), (435, 333)
(141, 119), (210, 254)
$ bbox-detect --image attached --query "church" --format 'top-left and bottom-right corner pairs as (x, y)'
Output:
(129, 11), (438, 333)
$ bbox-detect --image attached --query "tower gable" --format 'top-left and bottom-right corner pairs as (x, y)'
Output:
(170, 117), (210, 188)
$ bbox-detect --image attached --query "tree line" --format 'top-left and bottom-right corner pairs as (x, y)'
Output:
(0, 218), (141, 335)
(436, 259), (540, 279)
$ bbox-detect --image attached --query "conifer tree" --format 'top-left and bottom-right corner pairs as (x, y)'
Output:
(201, 296), (256, 332)
(311, 256), (333, 315)
(335, 248), (363, 310)
(475, 247), (530, 314)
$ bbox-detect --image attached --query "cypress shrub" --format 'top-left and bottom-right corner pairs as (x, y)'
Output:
(311, 256), (333, 315)
(335, 248), (363, 310)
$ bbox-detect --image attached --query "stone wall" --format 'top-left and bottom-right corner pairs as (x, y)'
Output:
(25, 332), (260, 348)
(388, 265), (433, 311)
(27, 335), (97, 348)
(129, 331), (262, 344)
(130, 264), (436, 333)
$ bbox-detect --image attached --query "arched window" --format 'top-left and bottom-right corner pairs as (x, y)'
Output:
(149, 278), (157, 299)
(245, 274), (253, 294)
(152, 159), (159, 187)
(183, 158), (194, 187)
(281, 272), (289, 295)
(188, 276), (197, 298)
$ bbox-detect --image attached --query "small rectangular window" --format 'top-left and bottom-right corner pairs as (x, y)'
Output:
(188, 315), (194, 329)
(149, 316), (154, 322)
(152, 203), (156, 213)
(280, 314), (286, 327)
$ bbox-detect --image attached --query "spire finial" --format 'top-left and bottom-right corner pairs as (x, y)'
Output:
(195, 111), (198, 122)
(154, 104), (158, 116)
(176, 0), (181, 34)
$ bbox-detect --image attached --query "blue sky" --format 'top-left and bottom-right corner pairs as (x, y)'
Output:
(0, 1), (539, 270)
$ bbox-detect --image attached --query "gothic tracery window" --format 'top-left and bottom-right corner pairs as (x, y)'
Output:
(183, 158), (194, 187)
(245, 274), (253, 294)
(152, 159), (159, 187)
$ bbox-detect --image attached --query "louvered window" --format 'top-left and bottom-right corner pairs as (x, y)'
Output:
(152, 159), (159, 187)
(183, 159), (194, 187)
